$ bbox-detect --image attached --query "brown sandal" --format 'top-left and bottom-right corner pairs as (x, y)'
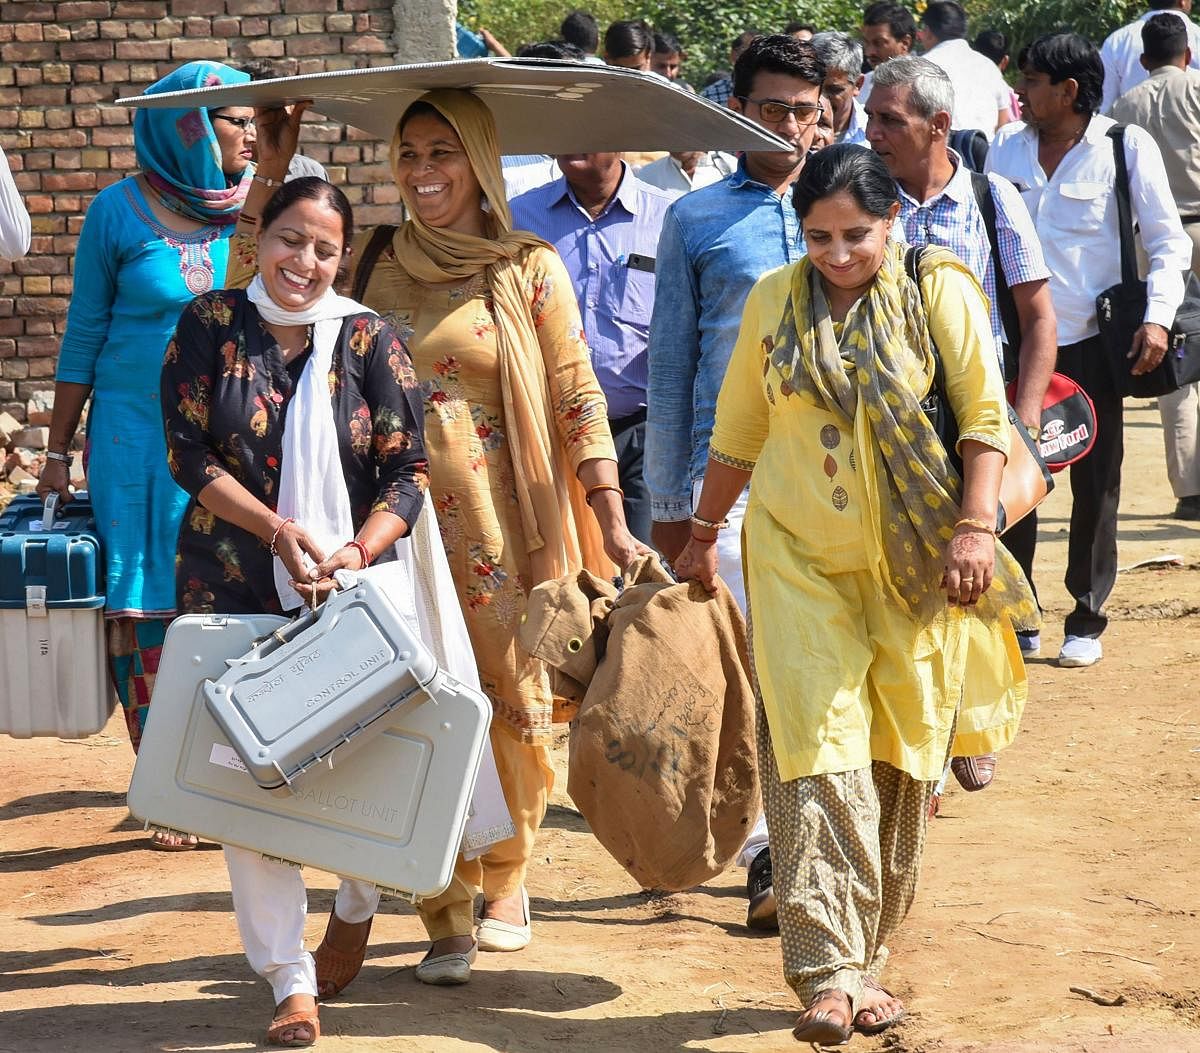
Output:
(950, 753), (997, 792)
(792, 988), (852, 1046)
(314, 914), (373, 1000)
(266, 1007), (320, 1047)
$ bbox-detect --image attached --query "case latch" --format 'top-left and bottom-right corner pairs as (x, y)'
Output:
(25, 585), (47, 618)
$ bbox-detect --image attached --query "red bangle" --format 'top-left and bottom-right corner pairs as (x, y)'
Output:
(691, 531), (718, 545)
(345, 539), (371, 569)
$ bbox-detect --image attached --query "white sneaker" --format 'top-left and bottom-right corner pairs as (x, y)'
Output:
(1057, 635), (1102, 668)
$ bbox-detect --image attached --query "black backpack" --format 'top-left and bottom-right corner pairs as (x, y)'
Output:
(949, 128), (989, 174)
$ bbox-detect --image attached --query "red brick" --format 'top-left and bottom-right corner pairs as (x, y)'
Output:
(115, 39), (169, 59)
(129, 63), (162, 82)
(75, 64), (102, 84)
(52, 235), (80, 254)
(95, 171), (122, 189)
(233, 38), (284, 58)
(184, 16), (212, 35)
(42, 64), (72, 84)
(75, 106), (102, 127)
(0, 87), (16, 106)
(13, 23), (44, 42)
(98, 106), (131, 126)
(60, 2), (114, 16)
(127, 20), (155, 39)
(49, 278), (73, 297)
(295, 59), (326, 75)
(2, 42), (56, 61)
(0, 318), (21, 336)
(71, 85), (115, 103)
(113, 1), (167, 14)
(2, 4), (55, 21)
(43, 24), (71, 42)
(92, 126), (133, 147)
(15, 67), (43, 87)
(60, 40), (115, 61)
(14, 296), (70, 316)
(212, 16), (240, 37)
(172, 0), (227, 13)
(13, 256), (69, 277)
(110, 148), (136, 169)
(169, 38), (228, 60)
(2, 357), (28, 378)
(26, 88), (69, 107)
(71, 21), (101, 41)
(42, 172), (96, 191)
(24, 194), (53, 214)
(30, 130), (88, 149)
(283, 0), (335, 11)
(269, 15), (297, 34)
(67, 216), (85, 234)
(0, 27), (11, 44)
(154, 17), (183, 37)
(344, 35), (391, 55)
(227, 0), (278, 13)
(101, 61), (131, 82)
(99, 20), (130, 39)
(283, 36), (331, 57)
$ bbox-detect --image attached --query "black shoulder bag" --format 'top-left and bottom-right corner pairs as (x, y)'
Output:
(1095, 126), (1200, 397)
(968, 171), (1022, 383)
(351, 224), (398, 303)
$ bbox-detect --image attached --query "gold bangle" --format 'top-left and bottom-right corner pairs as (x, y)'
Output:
(585, 483), (624, 507)
(954, 517), (996, 536)
(253, 174), (284, 188)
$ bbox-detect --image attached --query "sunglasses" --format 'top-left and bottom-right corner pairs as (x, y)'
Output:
(736, 97), (824, 125)
(211, 114), (255, 131)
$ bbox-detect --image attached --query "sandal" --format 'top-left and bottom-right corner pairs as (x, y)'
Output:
(854, 976), (906, 1036)
(149, 830), (198, 852)
(950, 753), (997, 792)
(266, 1006), (320, 1047)
(792, 988), (852, 1046)
(314, 914), (373, 1000)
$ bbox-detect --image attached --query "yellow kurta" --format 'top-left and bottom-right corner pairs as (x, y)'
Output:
(227, 232), (616, 744)
(711, 258), (1025, 783)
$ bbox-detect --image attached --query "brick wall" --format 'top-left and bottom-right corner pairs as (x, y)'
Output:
(0, 0), (405, 427)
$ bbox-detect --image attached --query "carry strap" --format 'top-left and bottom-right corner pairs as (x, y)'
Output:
(969, 171), (1022, 380)
(1106, 125), (1140, 289)
(351, 224), (398, 303)
(905, 244), (946, 392)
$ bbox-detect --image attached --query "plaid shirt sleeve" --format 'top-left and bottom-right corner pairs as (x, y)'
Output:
(987, 173), (1050, 287)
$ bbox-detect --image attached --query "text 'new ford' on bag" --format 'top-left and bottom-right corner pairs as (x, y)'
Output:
(1096, 125), (1200, 398)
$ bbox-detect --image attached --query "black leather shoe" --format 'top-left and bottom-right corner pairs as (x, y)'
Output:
(745, 847), (778, 931)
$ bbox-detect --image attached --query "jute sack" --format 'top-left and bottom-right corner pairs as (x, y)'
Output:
(520, 556), (759, 891)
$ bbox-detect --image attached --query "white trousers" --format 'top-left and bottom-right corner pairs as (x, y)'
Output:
(224, 845), (381, 1004)
(1158, 381), (1200, 500)
(692, 481), (766, 867)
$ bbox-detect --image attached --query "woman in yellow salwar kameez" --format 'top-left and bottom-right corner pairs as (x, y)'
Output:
(676, 145), (1036, 1045)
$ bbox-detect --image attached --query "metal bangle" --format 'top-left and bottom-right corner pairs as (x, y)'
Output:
(690, 513), (729, 531)
(45, 450), (73, 465)
(253, 174), (284, 188)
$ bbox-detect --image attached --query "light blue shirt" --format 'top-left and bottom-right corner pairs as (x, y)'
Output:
(511, 164), (678, 419)
(645, 157), (806, 521)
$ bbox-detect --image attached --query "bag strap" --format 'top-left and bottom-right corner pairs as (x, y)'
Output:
(351, 224), (398, 304)
(905, 244), (947, 392)
(969, 170), (1022, 381)
(1106, 125), (1140, 289)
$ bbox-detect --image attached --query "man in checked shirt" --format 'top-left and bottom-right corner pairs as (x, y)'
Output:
(865, 55), (1057, 795)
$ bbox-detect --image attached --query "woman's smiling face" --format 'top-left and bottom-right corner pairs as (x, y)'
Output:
(802, 190), (898, 301)
(393, 111), (484, 235)
(256, 196), (345, 312)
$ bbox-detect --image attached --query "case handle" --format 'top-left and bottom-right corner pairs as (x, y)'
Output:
(42, 492), (60, 531)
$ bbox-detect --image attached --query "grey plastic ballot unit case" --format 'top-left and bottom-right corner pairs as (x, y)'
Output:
(127, 614), (491, 900)
(203, 568), (441, 794)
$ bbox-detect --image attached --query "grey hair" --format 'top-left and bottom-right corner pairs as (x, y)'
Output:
(869, 54), (955, 118)
(809, 31), (864, 80)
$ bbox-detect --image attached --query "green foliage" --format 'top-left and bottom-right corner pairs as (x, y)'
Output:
(458, 0), (1147, 84)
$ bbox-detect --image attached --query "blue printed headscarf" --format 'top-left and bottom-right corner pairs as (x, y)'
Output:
(134, 61), (252, 225)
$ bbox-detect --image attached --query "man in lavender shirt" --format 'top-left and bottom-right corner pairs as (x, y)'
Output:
(510, 154), (678, 542)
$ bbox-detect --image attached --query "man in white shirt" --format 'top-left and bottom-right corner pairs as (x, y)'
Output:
(918, 0), (1014, 138)
(1112, 14), (1200, 521)
(987, 32), (1193, 668)
(636, 151), (736, 193)
(0, 146), (30, 261)
(1099, 0), (1200, 113)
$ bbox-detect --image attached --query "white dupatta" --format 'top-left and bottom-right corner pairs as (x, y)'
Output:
(247, 277), (514, 855)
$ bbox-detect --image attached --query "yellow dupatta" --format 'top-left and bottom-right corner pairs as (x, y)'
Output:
(389, 89), (612, 585)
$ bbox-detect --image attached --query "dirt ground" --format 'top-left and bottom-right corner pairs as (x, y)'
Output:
(2, 399), (1199, 1053)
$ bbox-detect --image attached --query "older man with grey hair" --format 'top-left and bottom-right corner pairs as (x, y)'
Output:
(811, 31), (868, 143)
(866, 53), (1057, 794)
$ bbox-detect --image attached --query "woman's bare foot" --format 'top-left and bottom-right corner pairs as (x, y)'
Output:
(792, 988), (852, 1045)
(428, 933), (476, 957)
(268, 993), (318, 1047)
(854, 977), (906, 1035)
(482, 890), (526, 926)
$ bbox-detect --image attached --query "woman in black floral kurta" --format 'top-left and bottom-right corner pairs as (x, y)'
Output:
(162, 289), (428, 615)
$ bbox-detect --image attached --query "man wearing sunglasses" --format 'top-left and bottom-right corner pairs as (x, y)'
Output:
(646, 34), (826, 935)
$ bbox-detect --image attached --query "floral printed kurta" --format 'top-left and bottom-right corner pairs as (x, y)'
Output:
(227, 235), (615, 743)
(161, 288), (429, 616)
